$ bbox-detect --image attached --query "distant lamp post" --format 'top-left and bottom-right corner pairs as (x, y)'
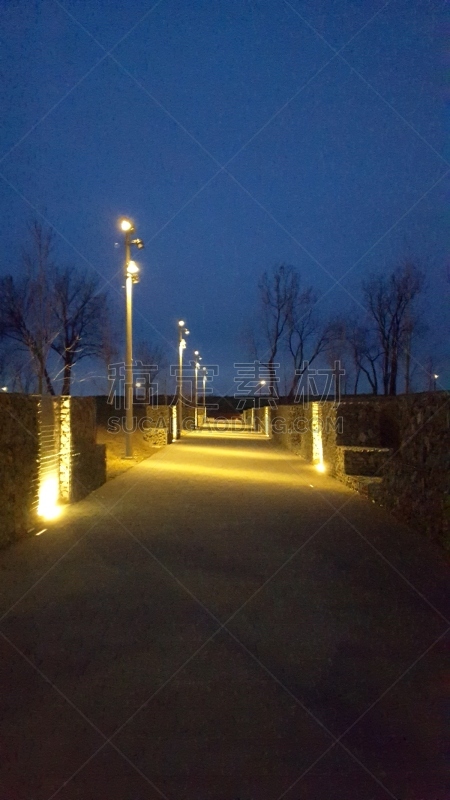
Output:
(177, 320), (189, 438)
(433, 373), (439, 391)
(120, 217), (144, 458)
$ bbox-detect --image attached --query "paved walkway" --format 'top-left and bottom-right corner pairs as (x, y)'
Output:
(0, 428), (448, 800)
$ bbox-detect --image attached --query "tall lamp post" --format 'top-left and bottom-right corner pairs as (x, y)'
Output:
(120, 218), (144, 458)
(194, 350), (202, 428)
(177, 320), (189, 438)
(202, 366), (207, 424)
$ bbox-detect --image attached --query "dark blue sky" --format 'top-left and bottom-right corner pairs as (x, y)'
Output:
(1, 0), (448, 395)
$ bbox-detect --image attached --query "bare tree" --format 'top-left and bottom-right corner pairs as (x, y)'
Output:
(50, 267), (110, 395)
(0, 221), (57, 394)
(287, 287), (333, 399)
(0, 221), (113, 396)
(344, 316), (382, 395)
(258, 264), (298, 390)
(362, 261), (425, 395)
(0, 342), (38, 393)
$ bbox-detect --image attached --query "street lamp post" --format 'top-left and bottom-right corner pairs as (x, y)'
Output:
(177, 320), (189, 438)
(194, 350), (202, 429)
(120, 218), (144, 458)
(202, 366), (207, 424)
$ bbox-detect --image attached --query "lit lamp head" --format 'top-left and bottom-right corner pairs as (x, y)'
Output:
(127, 260), (140, 283)
(120, 218), (134, 232)
(178, 320), (185, 327)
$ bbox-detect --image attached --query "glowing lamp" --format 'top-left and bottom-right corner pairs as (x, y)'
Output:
(120, 219), (133, 231)
(38, 477), (62, 520)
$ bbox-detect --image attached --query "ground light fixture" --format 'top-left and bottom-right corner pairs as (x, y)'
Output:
(120, 217), (144, 458)
(37, 476), (62, 520)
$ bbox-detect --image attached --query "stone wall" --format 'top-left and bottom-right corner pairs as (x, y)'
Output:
(0, 395), (107, 548)
(145, 405), (172, 446)
(0, 394), (40, 548)
(377, 393), (449, 546)
(269, 393), (450, 548)
(335, 396), (400, 448)
(69, 397), (106, 502)
(336, 445), (391, 477)
(197, 408), (207, 427)
(182, 403), (196, 432)
(270, 404), (314, 460)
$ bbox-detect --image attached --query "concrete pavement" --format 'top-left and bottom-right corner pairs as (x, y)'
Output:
(0, 427), (448, 800)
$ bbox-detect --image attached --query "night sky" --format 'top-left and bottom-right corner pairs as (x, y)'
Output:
(1, 0), (448, 395)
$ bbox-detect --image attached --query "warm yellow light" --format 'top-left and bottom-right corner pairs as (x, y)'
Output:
(315, 462), (326, 473)
(142, 458), (345, 490)
(38, 477), (62, 520)
(127, 260), (139, 274)
(120, 219), (133, 231)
